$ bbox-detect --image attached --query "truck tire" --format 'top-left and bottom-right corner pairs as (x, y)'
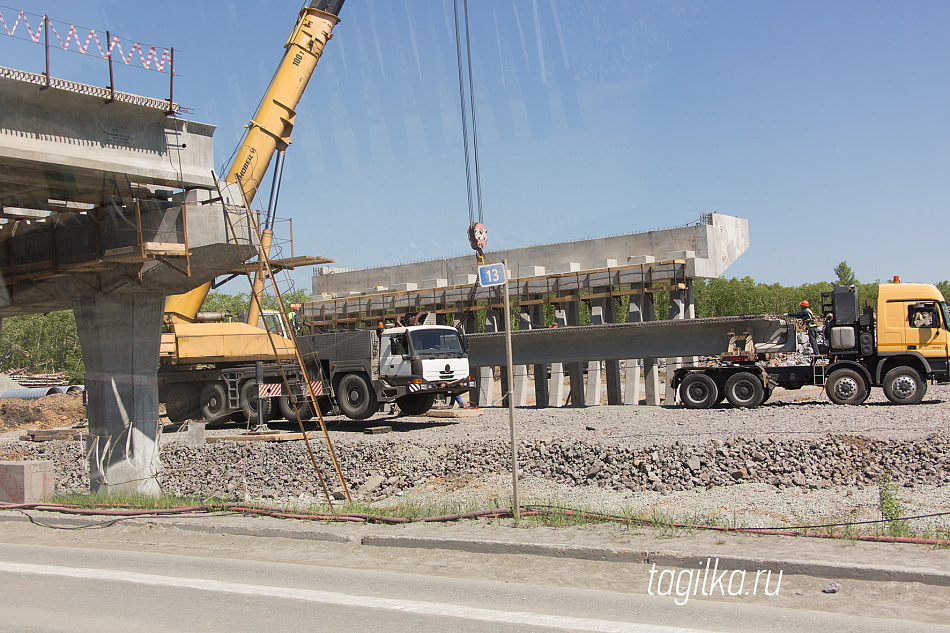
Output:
(239, 380), (272, 422)
(396, 393), (436, 416)
(825, 368), (868, 405)
(883, 367), (927, 405)
(199, 382), (229, 421)
(337, 374), (379, 420)
(278, 395), (313, 423)
(724, 372), (765, 408)
(165, 384), (198, 423)
(761, 385), (774, 404)
(679, 373), (718, 409)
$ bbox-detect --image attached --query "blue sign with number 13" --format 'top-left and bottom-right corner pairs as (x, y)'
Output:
(478, 263), (507, 287)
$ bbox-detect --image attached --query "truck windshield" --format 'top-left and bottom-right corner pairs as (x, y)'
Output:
(409, 330), (464, 356)
(261, 313), (285, 337)
(941, 302), (950, 331)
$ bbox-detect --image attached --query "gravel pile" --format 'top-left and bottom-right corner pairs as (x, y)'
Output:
(4, 384), (950, 529)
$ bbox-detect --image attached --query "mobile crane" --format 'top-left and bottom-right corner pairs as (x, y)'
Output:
(159, 0), (344, 423)
(158, 0), (472, 422)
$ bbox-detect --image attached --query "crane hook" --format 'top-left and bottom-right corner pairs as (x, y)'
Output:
(468, 222), (487, 266)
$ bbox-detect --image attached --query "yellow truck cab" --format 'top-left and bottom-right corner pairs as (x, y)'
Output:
(876, 282), (950, 361)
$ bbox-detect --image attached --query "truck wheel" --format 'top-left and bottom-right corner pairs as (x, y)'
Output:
(883, 367), (927, 405)
(166, 384), (198, 423)
(337, 374), (379, 420)
(239, 380), (272, 422)
(278, 395), (313, 422)
(396, 393), (436, 416)
(825, 368), (868, 405)
(725, 372), (765, 408)
(679, 373), (718, 409)
(199, 382), (229, 421)
(761, 385), (774, 404)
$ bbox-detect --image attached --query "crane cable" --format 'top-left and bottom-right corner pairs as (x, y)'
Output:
(453, 0), (487, 265)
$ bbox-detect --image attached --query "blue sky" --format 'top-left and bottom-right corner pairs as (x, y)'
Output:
(4, 1), (949, 291)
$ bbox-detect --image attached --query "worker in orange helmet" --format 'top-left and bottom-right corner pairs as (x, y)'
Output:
(786, 300), (821, 356)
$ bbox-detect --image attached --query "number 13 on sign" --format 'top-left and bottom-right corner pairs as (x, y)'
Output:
(478, 263), (507, 287)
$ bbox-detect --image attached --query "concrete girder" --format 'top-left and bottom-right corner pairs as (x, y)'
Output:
(467, 316), (796, 368)
(0, 74), (216, 206)
(314, 213), (749, 296)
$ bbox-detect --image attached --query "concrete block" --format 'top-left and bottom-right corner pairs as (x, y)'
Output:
(554, 262), (581, 274)
(393, 283), (418, 291)
(666, 250), (696, 260)
(518, 266), (546, 278)
(587, 259), (618, 270)
(627, 255), (656, 265)
(186, 421), (206, 448)
(452, 275), (476, 286)
(0, 460), (55, 503)
(363, 286), (388, 294)
(420, 278), (448, 289)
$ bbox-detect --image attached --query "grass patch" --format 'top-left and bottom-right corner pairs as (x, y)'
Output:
(50, 492), (229, 510)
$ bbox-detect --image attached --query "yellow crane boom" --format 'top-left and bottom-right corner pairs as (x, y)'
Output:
(164, 0), (343, 323)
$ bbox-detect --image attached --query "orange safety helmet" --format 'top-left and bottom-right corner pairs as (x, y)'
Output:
(800, 300), (809, 307)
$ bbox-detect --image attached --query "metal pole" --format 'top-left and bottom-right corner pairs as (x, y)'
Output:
(502, 259), (519, 523)
(43, 16), (50, 89)
(167, 47), (175, 115)
(255, 361), (265, 429)
(106, 30), (115, 103)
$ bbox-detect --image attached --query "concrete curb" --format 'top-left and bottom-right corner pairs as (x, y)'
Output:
(3, 512), (949, 587)
(362, 535), (950, 586)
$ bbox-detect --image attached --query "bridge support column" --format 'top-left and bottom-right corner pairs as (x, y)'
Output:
(511, 309), (531, 406)
(665, 287), (693, 405)
(477, 311), (500, 407)
(627, 292), (660, 405)
(585, 305), (605, 406)
(528, 305), (549, 407)
(457, 311), (478, 407)
(73, 293), (163, 495)
(597, 298), (623, 405)
(547, 310), (568, 407)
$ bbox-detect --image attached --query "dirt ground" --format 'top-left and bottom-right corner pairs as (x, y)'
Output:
(0, 393), (85, 433)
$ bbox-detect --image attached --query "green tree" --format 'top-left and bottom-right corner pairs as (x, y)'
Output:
(834, 261), (858, 286)
(0, 311), (84, 383)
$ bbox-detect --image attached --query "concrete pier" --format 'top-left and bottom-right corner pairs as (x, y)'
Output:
(74, 293), (164, 495)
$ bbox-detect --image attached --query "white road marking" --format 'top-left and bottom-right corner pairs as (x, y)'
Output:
(0, 561), (713, 633)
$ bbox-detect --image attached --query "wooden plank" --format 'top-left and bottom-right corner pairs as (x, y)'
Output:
(206, 431), (314, 443)
(19, 429), (86, 441)
(363, 425), (392, 434)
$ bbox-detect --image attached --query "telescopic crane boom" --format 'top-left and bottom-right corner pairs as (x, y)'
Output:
(164, 0), (344, 324)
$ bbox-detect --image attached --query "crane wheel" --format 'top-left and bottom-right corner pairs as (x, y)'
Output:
(199, 382), (229, 421)
(165, 384), (198, 423)
(278, 395), (313, 423)
(239, 380), (272, 422)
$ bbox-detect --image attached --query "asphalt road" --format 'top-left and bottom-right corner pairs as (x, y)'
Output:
(0, 528), (946, 633)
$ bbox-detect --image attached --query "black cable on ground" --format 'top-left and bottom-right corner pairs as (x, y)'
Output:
(2, 502), (949, 545)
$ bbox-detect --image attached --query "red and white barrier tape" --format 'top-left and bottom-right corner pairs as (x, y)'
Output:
(0, 8), (171, 72)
